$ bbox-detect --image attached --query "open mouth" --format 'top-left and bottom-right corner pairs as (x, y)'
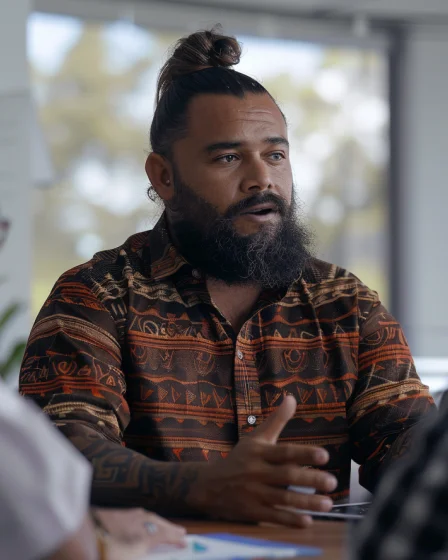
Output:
(240, 203), (278, 217)
(246, 208), (274, 216)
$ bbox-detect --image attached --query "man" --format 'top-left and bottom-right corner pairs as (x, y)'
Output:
(354, 398), (448, 560)
(0, 379), (186, 559)
(20, 27), (433, 527)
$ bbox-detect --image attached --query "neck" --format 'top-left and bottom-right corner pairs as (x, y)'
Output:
(206, 277), (262, 333)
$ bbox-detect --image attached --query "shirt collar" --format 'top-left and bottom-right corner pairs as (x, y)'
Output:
(147, 213), (190, 281)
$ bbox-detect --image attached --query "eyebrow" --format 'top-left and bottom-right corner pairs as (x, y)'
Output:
(204, 136), (289, 154)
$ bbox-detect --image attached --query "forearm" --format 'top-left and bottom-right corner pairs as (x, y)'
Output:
(380, 423), (420, 473)
(361, 423), (422, 493)
(71, 433), (205, 515)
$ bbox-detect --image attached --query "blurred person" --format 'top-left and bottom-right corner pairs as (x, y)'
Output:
(20, 27), (434, 527)
(354, 397), (448, 560)
(0, 378), (186, 560)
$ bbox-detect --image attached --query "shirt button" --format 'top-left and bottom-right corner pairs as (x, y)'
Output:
(237, 350), (243, 360)
(192, 269), (201, 279)
(247, 415), (256, 425)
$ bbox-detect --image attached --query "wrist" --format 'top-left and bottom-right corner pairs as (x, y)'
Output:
(183, 462), (216, 517)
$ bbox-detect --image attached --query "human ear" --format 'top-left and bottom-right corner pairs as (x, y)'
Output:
(145, 152), (174, 202)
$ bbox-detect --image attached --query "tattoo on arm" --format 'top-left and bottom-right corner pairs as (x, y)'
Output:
(381, 424), (418, 472)
(71, 433), (202, 515)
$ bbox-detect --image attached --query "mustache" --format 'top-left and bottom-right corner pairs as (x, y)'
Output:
(224, 192), (289, 219)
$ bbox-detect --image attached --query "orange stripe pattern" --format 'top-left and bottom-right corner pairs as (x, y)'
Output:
(19, 216), (434, 500)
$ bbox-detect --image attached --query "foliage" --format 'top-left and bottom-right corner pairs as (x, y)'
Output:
(0, 215), (26, 380)
(0, 301), (26, 380)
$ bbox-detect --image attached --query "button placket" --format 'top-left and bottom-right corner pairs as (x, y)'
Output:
(234, 342), (262, 433)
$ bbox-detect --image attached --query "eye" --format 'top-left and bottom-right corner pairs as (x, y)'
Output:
(216, 154), (239, 164)
(269, 152), (285, 161)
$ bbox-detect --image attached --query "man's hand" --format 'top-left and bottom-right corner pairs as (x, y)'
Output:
(191, 395), (337, 527)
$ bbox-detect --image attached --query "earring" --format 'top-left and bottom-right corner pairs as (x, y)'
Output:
(165, 180), (170, 185)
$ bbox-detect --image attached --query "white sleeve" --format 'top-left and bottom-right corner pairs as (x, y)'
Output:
(0, 381), (92, 560)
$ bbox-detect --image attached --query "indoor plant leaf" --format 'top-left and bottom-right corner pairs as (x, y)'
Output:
(0, 340), (27, 379)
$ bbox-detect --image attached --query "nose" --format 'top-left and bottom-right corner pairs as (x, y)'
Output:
(240, 157), (272, 194)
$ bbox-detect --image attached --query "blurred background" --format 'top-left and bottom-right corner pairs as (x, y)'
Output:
(1, 0), (448, 393)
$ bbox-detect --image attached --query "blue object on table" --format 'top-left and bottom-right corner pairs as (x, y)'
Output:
(205, 533), (322, 556)
(192, 541), (209, 552)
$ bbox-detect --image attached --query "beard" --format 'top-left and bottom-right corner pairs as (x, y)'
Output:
(166, 174), (314, 289)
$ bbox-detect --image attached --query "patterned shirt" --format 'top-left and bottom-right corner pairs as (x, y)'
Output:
(19, 215), (434, 502)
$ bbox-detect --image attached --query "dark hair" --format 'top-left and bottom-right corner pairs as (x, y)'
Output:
(148, 27), (269, 201)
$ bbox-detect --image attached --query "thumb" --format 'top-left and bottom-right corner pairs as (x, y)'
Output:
(252, 395), (297, 444)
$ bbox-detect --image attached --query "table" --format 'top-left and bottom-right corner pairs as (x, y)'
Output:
(182, 520), (346, 559)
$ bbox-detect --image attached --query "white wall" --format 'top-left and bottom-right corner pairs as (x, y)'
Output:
(0, 2), (29, 94)
(0, 0), (32, 381)
(399, 27), (448, 356)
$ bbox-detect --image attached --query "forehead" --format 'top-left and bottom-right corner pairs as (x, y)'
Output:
(184, 93), (287, 144)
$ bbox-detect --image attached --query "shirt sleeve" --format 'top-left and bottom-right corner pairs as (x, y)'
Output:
(19, 266), (129, 446)
(347, 293), (435, 492)
(353, 400), (448, 560)
(0, 380), (92, 560)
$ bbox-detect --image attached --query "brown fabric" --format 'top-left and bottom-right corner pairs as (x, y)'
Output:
(20, 214), (434, 500)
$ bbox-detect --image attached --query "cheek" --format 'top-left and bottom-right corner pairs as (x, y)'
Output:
(271, 162), (293, 195)
(278, 176), (293, 204)
(283, 184), (293, 205)
(194, 174), (240, 213)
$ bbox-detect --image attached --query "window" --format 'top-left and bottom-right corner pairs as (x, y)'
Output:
(29, 13), (389, 317)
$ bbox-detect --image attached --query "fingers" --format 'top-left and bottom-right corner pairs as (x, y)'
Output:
(252, 504), (314, 528)
(147, 529), (187, 549)
(223, 492), (314, 528)
(145, 512), (186, 534)
(253, 483), (333, 512)
(241, 447), (337, 493)
(141, 512), (187, 548)
(252, 395), (297, 443)
(261, 443), (329, 467)
(267, 465), (337, 494)
(98, 508), (187, 549)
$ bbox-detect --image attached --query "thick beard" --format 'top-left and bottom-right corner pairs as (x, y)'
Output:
(167, 177), (314, 289)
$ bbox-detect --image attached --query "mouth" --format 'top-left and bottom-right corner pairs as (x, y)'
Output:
(239, 203), (278, 217)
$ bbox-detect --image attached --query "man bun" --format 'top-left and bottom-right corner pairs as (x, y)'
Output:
(149, 25), (269, 174)
(156, 27), (242, 101)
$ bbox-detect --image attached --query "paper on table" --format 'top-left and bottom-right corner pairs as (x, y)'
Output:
(140, 533), (321, 560)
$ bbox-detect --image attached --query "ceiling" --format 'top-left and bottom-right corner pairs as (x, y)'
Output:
(34, 0), (448, 33)
(159, 0), (448, 25)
